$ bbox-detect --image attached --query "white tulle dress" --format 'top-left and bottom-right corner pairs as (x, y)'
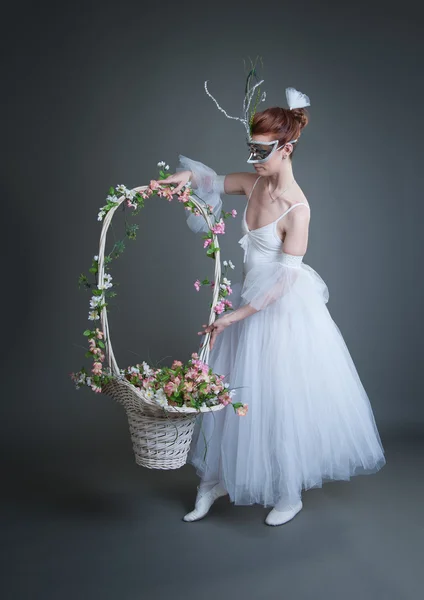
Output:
(181, 160), (386, 509)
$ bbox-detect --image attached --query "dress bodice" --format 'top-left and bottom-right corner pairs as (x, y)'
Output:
(238, 176), (310, 275)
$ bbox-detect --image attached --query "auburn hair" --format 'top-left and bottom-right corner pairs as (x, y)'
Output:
(251, 107), (309, 160)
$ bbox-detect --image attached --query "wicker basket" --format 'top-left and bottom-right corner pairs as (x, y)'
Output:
(97, 184), (226, 470)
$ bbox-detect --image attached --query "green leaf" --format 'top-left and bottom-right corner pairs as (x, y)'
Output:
(83, 330), (92, 336)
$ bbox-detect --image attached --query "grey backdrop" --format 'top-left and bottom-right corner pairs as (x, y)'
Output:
(2, 1), (423, 599)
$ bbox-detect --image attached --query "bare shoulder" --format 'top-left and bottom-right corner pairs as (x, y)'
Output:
(278, 197), (311, 242)
(224, 172), (258, 196)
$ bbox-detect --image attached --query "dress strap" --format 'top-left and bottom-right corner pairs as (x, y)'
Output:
(247, 175), (262, 204)
(275, 202), (310, 222)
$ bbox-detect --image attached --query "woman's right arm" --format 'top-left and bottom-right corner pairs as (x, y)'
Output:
(158, 170), (255, 198)
(222, 172), (257, 196)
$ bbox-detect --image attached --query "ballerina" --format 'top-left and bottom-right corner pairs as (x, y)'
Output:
(159, 74), (386, 526)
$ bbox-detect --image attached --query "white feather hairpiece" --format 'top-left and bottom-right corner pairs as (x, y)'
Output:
(286, 87), (311, 110)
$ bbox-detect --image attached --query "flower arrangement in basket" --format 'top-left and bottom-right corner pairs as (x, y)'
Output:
(70, 161), (248, 470)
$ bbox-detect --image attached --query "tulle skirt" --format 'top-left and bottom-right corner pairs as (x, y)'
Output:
(187, 261), (386, 508)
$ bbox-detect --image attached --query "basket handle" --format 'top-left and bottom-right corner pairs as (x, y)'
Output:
(97, 185), (223, 376)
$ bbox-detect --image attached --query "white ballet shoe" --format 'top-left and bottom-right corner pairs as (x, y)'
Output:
(183, 482), (228, 522)
(265, 499), (303, 526)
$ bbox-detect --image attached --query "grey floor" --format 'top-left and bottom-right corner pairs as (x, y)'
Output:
(2, 430), (423, 600)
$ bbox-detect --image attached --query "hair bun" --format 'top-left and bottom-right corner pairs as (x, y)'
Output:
(291, 107), (309, 130)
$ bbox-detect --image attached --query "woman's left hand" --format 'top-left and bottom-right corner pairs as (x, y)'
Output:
(198, 316), (232, 351)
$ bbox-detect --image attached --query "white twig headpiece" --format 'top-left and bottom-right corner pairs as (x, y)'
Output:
(204, 59), (310, 141)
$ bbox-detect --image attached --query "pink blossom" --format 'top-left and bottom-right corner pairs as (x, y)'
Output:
(191, 352), (199, 360)
(211, 219), (225, 235)
(224, 299), (233, 308)
(164, 188), (174, 201)
(172, 360), (183, 369)
(210, 281), (215, 288)
(92, 362), (103, 375)
(191, 357), (208, 372)
(149, 180), (161, 190)
(141, 189), (153, 199)
(210, 383), (221, 393)
(186, 368), (198, 379)
(214, 301), (225, 314)
(183, 381), (194, 393)
(178, 189), (191, 203)
(203, 238), (212, 249)
(197, 372), (210, 384)
(226, 286), (233, 295)
(194, 279), (201, 291)
(164, 381), (178, 396)
(219, 394), (231, 406)
(91, 384), (102, 393)
(236, 404), (249, 416)
(95, 328), (104, 339)
(231, 209), (237, 218)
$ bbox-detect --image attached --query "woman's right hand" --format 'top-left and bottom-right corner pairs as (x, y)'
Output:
(159, 170), (192, 196)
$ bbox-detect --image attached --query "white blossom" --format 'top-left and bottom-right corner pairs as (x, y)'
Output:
(228, 260), (235, 269)
(107, 194), (119, 203)
(155, 388), (168, 407)
(141, 361), (154, 376)
(88, 310), (100, 320)
(157, 161), (166, 167)
(116, 184), (127, 194)
(97, 211), (105, 221)
(128, 366), (140, 375)
(144, 388), (155, 400)
(165, 164), (170, 170)
(222, 277), (231, 285)
(223, 260), (228, 266)
(93, 255), (98, 261)
(90, 295), (103, 308)
(229, 388), (237, 398)
(86, 377), (92, 386)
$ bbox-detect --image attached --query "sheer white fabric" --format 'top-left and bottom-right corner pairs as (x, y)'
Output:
(176, 155), (225, 234)
(241, 254), (306, 311)
(184, 159), (386, 507)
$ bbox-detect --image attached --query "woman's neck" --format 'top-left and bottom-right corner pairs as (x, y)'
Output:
(266, 162), (294, 192)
